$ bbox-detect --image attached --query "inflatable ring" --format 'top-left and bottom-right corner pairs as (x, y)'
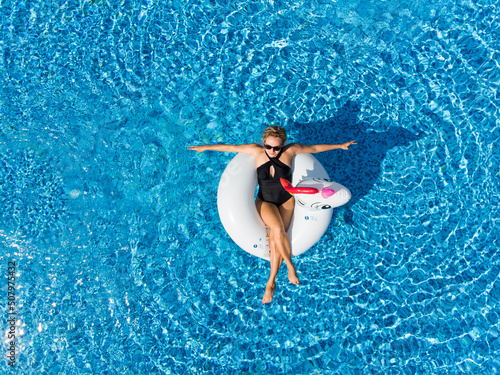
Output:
(217, 153), (351, 260)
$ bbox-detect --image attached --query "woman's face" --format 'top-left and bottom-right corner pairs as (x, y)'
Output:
(263, 136), (283, 157)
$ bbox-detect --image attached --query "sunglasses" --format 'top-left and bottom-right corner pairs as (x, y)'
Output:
(264, 144), (282, 152)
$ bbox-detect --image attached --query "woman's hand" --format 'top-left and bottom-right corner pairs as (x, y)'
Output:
(340, 140), (357, 150)
(188, 145), (206, 152)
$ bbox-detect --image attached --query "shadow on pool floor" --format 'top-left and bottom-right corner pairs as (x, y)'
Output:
(292, 100), (425, 225)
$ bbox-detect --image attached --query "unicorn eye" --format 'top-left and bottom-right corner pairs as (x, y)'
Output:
(311, 202), (332, 210)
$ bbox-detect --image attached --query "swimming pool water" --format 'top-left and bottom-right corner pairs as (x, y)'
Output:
(1, 0), (499, 373)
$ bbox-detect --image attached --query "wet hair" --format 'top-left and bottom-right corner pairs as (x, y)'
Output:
(262, 126), (287, 144)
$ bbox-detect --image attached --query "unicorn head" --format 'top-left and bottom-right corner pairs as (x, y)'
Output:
(281, 178), (351, 211)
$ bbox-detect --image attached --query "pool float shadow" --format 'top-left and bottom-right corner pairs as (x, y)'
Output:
(291, 100), (425, 225)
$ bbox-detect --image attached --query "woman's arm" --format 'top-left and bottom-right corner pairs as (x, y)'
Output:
(290, 141), (357, 154)
(188, 143), (261, 155)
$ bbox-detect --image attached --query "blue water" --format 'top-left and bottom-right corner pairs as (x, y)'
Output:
(1, 0), (499, 373)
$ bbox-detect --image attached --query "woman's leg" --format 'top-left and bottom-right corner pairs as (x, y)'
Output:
(278, 197), (298, 284)
(257, 198), (298, 303)
(262, 235), (281, 303)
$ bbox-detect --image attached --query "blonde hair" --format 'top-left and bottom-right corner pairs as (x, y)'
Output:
(263, 126), (287, 144)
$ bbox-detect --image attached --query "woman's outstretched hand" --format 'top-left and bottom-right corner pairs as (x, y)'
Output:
(188, 145), (205, 152)
(340, 140), (357, 150)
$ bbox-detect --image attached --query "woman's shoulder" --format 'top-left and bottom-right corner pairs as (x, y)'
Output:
(283, 143), (301, 154)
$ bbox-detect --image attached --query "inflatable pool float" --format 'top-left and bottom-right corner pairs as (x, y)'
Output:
(217, 153), (351, 260)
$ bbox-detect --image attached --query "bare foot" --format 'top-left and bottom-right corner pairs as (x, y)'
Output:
(262, 283), (276, 304)
(288, 266), (299, 285)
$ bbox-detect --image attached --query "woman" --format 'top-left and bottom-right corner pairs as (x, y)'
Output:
(189, 126), (356, 303)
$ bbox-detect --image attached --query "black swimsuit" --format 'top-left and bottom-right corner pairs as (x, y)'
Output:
(257, 149), (293, 206)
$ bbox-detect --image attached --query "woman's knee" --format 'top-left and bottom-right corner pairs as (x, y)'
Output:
(270, 224), (286, 238)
